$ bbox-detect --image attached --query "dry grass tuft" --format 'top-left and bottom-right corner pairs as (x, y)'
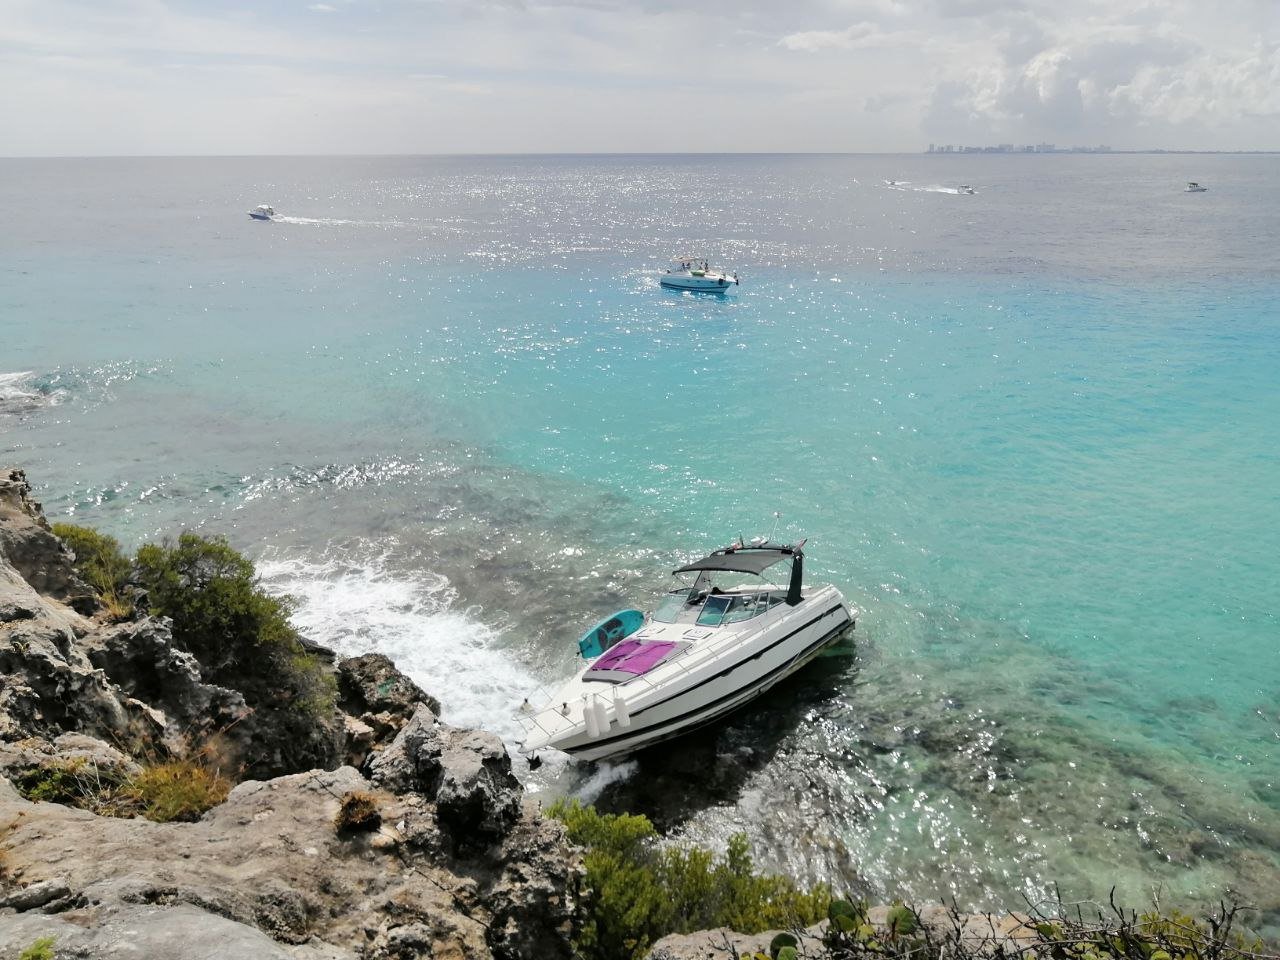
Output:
(114, 759), (232, 823)
(335, 790), (381, 835)
(14, 752), (231, 824)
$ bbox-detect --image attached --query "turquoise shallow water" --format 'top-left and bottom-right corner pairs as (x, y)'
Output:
(3, 155), (1279, 927)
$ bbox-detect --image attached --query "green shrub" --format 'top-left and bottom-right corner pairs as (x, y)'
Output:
(770, 932), (799, 958)
(135, 533), (290, 674)
(547, 800), (829, 960)
(134, 533), (337, 774)
(14, 759), (123, 809)
(52, 522), (133, 618)
(19, 937), (56, 960)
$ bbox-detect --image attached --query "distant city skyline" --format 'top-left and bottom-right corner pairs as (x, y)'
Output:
(927, 143), (1112, 154)
(3, 0), (1279, 156)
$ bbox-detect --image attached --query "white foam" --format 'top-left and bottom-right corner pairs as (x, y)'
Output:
(271, 216), (408, 227)
(0, 370), (37, 402)
(570, 759), (640, 804)
(256, 542), (538, 742)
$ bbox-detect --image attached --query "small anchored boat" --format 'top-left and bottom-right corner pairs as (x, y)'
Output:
(516, 539), (854, 762)
(248, 204), (275, 220)
(1184, 182), (1208, 193)
(660, 257), (739, 292)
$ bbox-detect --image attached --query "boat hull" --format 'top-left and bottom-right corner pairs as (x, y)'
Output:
(661, 275), (736, 292)
(548, 599), (852, 762)
(248, 213), (272, 220)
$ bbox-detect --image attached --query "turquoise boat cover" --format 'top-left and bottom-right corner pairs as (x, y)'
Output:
(578, 609), (645, 659)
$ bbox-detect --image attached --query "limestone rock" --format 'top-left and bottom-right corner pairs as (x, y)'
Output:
(0, 733), (143, 787)
(338, 652), (440, 722)
(645, 909), (1039, 960)
(0, 468), (97, 612)
(1, 876), (72, 911)
(336, 653), (440, 765)
(367, 704), (521, 848)
(0, 592), (143, 746)
(0, 467), (580, 960)
(0, 902), (328, 959)
(436, 727), (522, 848)
(367, 703), (442, 795)
(80, 616), (253, 753)
(485, 810), (581, 960)
(646, 926), (788, 960)
(0, 762), (577, 960)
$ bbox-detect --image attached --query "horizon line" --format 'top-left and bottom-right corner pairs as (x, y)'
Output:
(4, 149), (1280, 161)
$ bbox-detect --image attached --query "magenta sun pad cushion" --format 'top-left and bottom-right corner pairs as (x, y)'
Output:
(591, 640), (677, 675)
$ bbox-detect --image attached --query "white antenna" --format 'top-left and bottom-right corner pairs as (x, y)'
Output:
(769, 511), (782, 543)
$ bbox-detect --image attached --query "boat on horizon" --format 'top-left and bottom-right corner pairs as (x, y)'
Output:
(516, 539), (854, 762)
(1185, 182), (1208, 193)
(248, 204), (275, 220)
(660, 257), (739, 293)
(957, 184), (976, 195)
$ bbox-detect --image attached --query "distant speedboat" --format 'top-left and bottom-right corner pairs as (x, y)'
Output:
(248, 204), (275, 220)
(1185, 182), (1208, 193)
(957, 184), (976, 195)
(660, 257), (739, 293)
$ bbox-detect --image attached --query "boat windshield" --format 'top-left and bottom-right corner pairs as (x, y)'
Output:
(652, 591), (690, 623)
(696, 592), (775, 626)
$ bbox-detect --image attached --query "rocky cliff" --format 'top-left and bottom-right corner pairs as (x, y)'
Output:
(0, 468), (581, 959)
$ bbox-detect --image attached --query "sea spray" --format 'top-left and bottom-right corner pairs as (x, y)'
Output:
(257, 542), (537, 741)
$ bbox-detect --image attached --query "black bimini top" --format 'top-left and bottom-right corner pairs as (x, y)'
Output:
(672, 543), (801, 577)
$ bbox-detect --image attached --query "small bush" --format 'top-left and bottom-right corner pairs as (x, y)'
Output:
(19, 938), (56, 960)
(52, 522), (133, 618)
(547, 800), (829, 960)
(14, 759), (122, 809)
(335, 790), (382, 834)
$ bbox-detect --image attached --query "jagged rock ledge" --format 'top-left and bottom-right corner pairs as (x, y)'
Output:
(643, 906), (1038, 960)
(0, 468), (581, 959)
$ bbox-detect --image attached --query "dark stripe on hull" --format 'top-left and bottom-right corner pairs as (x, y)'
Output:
(627, 604), (846, 720)
(565, 608), (852, 758)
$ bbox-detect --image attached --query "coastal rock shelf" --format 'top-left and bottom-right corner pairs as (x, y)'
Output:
(0, 468), (581, 960)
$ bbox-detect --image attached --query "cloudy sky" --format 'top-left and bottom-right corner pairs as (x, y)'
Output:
(4, 0), (1278, 155)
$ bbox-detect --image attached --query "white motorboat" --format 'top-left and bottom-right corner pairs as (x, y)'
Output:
(957, 184), (976, 195)
(516, 540), (855, 762)
(660, 257), (739, 292)
(248, 204), (275, 220)
(1185, 182), (1207, 193)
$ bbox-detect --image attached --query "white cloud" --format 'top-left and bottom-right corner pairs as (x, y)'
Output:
(779, 24), (877, 52)
(0, 0), (1277, 153)
(915, 1), (1280, 146)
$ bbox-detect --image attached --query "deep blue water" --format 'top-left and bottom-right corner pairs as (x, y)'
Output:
(3, 154), (1279, 926)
